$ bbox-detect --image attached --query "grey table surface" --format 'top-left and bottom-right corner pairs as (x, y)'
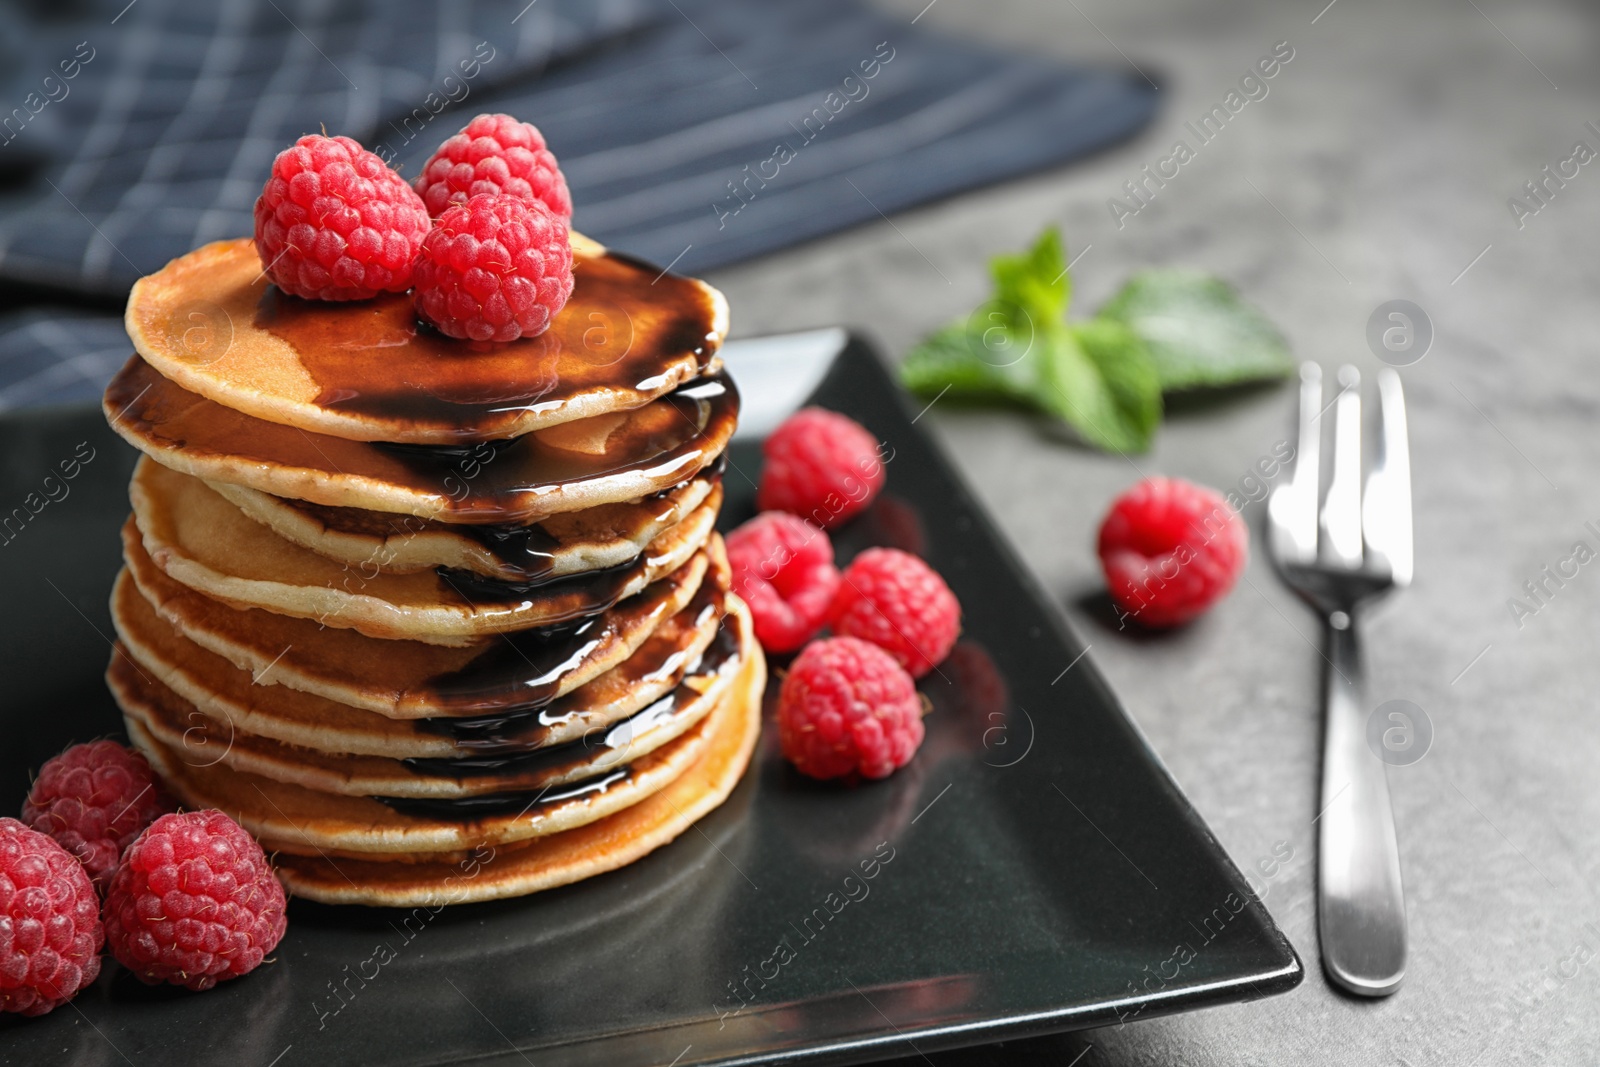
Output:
(704, 0), (1600, 1063)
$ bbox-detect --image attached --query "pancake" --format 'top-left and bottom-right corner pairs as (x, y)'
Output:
(208, 464), (721, 581)
(124, 619), (760, 855)
(105, 356), (738, 524)
(125, 235), (729, 444)
(111, 599), (750, 799)
(112, 566), (730, 759)
(254, 629), (759, 906)
(121, 525), (725, 718)
(106, 180), (755, 905)
(130, 458), (721, 642)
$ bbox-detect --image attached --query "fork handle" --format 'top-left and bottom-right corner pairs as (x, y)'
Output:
(1317, 619), (1407, 996)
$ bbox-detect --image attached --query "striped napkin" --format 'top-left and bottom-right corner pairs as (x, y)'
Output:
(0, 0), (1157, 410)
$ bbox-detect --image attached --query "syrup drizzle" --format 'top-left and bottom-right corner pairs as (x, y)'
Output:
(435, 552), (645, 612)
(376, 615), (736, 820)
(104, 357), (739, 523)
(396, 618), (736, 796)
(273, 458), (725, 582)
(414, 610), (733, 752)
(408, 566), (722, 720)
(375, 767), (634, 821)
(243, 245), (720, 441)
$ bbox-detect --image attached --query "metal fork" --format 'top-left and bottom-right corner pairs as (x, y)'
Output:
(1266, 362), (1412, 997)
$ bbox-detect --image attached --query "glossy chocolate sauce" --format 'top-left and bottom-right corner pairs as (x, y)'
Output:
(437, 552), (641, 605)
(376, 615), (738, 819)
(399, 621), (736, 787)
(247, 246), (721, 442)
(270, 461), (724, 581)
(376, 767), (633, 821)
(410, 565), (721, 722)
(436, 457), (727, 580)
(429, 614), (604, 713)
(104, 357), (739, 523)
(658, 451), (727, 495)
(415, 610), (734, 753)
(455, 521), (562, 579)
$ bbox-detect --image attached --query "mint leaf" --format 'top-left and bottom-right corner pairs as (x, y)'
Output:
(899, 323), (1038, 405)
(1037, 321), (1162, 453)
(990, 227), (1070, 326)
(899, 229), (1285, 454)
(1095, 270), (1293, 391)
(900, 228), (1069, 406)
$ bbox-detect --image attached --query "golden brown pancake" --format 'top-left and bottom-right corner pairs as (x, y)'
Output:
(263, 631), (761, 906)
(111, 599), (750, 799)
(108, 213), (755, 907)
(208, 467), (720, 581)
(112, 567), (730, 759)
(125, 236), (729, 444)
(120, 524), (725, 718)
(123, 623), (759, 856)
(130, 458), (720, 642)
(104, 355), (738, 524)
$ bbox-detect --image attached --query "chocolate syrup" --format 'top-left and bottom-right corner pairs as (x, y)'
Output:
(455, 522), (562, 579)
(273, 466), (721, 582)
(419, 614), (609, 717)
(407, 565), (720, 721)
(376, 618), (739, 818)
(436, 551), (641, 606)
(428, 460), (726, 580)
(376, 767), (633, 821)
(694, 615), (740, 672)
(398, 632), (731, 784)
(414, 612), (736, 753)
(104, 357), (740, 523)
(650, 451), (726, 498)
(249, 246), (721, 442)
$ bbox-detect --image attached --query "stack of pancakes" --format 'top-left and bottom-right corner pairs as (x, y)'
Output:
(101, 235), (763, 907)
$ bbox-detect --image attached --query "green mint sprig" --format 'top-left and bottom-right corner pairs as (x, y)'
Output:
(900, 228), (1293, 453)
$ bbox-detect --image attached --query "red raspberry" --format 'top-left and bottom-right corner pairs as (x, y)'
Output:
(103, 811), (287, 992)
(413, 193), (574, 342)
(778, 637), (925, 779)
(0, 818), (103, 1016)
(414, 112), (573, 220)
(757, 408), (886, 529)
(253, 134), (431, 301)
(831, 548), (960, 678)
(1097, 476), (1248, 628)
(726, 512), (840, 653)
(21, 740), (175, 891)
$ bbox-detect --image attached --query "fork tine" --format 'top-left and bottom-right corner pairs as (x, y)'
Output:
(1362, 368), (1413, 587)
(1268, 362), (1322, 564)
(1320, 366), (1363, 567)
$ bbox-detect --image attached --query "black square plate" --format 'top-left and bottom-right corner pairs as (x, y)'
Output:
(0, 331), (1299, 1066)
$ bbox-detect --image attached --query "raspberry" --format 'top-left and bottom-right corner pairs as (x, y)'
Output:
(21, 740), (175, 891)
(0, 818), (103, 1016)
(414, 113), (573, 220)
(253, 134), (431, 302)
(103, 811), (287, 992)
(831, 548), (960, 678)
(726, 512), (840, 653)
(412, 193), (574, 342)
(778, 637), (924, 779)
(1097, 476), (1248, 628)
(757, 408), (886, 529)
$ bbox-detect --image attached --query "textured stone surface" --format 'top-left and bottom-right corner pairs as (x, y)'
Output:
(706, 0), (1600, 1062)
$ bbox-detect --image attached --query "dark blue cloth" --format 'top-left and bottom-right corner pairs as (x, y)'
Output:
(0, 0), (1157, 409)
